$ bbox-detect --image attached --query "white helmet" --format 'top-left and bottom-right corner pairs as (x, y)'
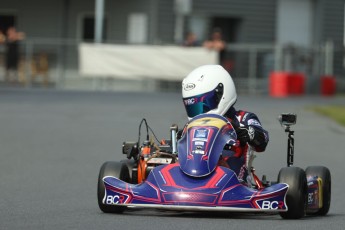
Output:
(182, 65), (237, 119)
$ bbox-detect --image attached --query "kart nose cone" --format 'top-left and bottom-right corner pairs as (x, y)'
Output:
(177, 114), (236, 177)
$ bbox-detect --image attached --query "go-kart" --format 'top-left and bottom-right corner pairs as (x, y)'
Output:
(97, 113), (331, 219)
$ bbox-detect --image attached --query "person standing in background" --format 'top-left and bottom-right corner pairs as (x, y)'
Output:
(0, 30), (6, 81)
(203, 28), (226, 65)
(182, 32), (200, 47)
(0, 30), (5, 43)
(4, 27), (25, 83)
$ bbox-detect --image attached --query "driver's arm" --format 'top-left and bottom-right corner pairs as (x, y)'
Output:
(235, 113), (269, 152)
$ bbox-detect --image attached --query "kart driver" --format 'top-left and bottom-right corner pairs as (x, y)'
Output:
(180, 64), (269, 182)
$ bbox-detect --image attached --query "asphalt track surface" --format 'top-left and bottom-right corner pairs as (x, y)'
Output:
(1, 89), (345, 230)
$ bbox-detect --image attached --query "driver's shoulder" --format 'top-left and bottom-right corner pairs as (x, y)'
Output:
(234, 110), (258, 123)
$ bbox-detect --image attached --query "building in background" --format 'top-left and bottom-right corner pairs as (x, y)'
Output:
(0, 0), (344, 93)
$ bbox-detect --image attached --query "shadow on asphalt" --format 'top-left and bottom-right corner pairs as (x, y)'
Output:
(98, 208), (343, 221)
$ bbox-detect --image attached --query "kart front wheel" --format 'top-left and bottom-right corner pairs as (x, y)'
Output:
(278, 167), (307, 219)
(305, 166), (331, 215)
(97, 161), (130, 213)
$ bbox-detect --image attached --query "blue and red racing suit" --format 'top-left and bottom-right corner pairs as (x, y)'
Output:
(221, 107), (269, 182)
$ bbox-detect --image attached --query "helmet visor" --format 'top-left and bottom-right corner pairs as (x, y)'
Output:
(183, 90), (219, 118)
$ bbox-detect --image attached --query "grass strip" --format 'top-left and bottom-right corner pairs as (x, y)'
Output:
(310, 106), (345, 126)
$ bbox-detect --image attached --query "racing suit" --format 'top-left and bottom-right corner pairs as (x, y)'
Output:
(222, 107), (269, 182)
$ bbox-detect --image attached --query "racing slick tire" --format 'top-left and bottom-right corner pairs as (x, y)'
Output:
(97, 161), (130, 213)
(121, 159), (136, 184)
(305, 166), (331, 216)
(278, 167), (307, 219)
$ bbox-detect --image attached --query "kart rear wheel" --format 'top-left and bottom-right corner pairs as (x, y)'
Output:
(278, 167), (307, 219)
(97, 161), (130, 213)
(305, 166), (331, 215)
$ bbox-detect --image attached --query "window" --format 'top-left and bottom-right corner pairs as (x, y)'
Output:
(211, 17), (242, 43)
(0, 14), (16, 34)
(82, 16), (107, 42)
(127, 13), (148, 44)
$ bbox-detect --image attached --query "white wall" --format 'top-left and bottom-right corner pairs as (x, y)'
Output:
(276, 0), (314, 47)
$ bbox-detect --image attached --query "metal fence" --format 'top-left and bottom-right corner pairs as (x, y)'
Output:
(0, 39), (77, 89)
(224, 42), (344, 94)
(0, 39), (343, 94)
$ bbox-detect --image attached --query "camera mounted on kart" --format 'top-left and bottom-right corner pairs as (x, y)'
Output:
(278, 113), (296, 167)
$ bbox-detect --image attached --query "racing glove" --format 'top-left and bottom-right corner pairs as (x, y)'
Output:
(235, 125), (267, 147)
(235, 125), (252, 145)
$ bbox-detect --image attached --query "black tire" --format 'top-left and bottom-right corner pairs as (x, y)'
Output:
(120, 159), (136, 184)
(97, 161), (130, 213)
(278, 167), (307, 219)
(305, 166), (331, 215)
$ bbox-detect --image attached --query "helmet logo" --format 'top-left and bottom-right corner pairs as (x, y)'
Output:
(184, 98), (196, 105)
(184, 83), (196, 91)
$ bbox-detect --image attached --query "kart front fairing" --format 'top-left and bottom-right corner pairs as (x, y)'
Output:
(178, 114), (236, 177)
(102, 114), (289, 212)
(103, 165), (288, 211)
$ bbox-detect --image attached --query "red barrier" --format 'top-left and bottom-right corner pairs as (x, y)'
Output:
(269, 72), (305, 97)
(321, 76), (336, 96)
(289, 73), (305, 95)
(269, 72), (289, 97)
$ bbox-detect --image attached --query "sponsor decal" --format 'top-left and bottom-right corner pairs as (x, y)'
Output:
(184, 98), (196, 105)
(184, 83), (196, 91)
(247, 119), (262, 127)
(200, 119), (211, 125)
(308, 193), (314, 203)
(195, 129), (208, 138)
(192, 138), (208, 142)
(193, 149), (205, 155)
(195, 141), (204, 146)
(105, 195), (125, 204)
(260, 200), (284, 210)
